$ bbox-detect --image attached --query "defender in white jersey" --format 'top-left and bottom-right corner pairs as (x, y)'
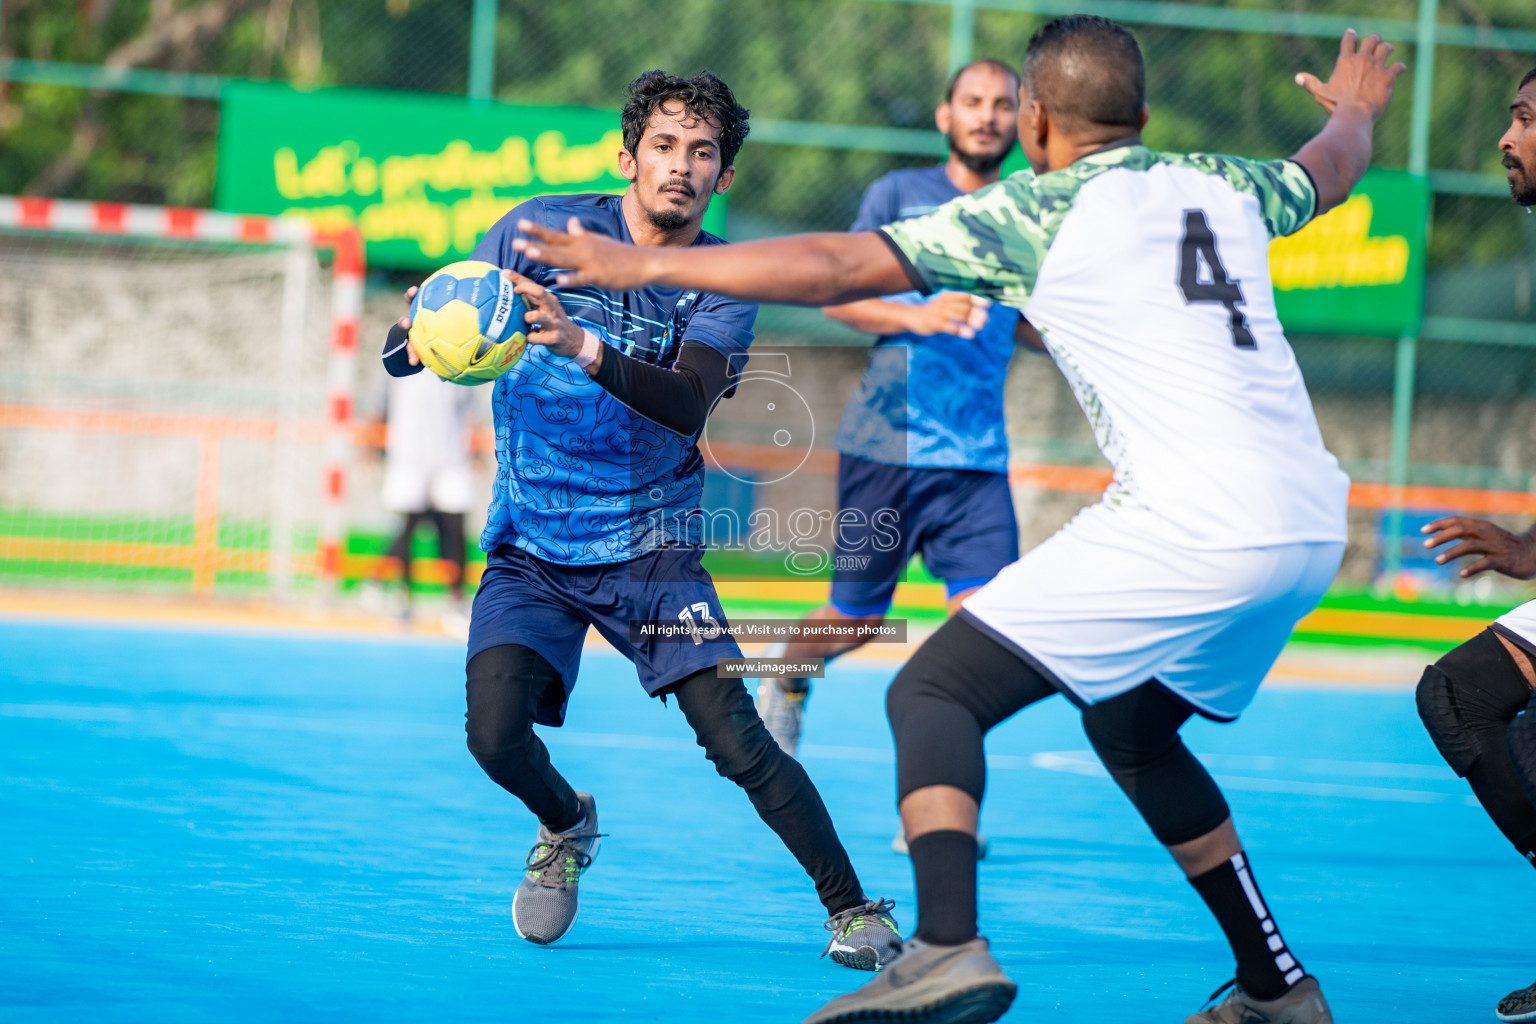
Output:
(1415, 65), (1536, 1024)
(508, 17), (1403, 1024)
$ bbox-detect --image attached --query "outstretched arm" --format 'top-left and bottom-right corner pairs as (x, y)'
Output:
(512, 223), (913, 307)
(1291, 29), (1407, 214)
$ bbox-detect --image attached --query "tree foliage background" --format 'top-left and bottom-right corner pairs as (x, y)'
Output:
(4, 0), (1536, 385)
(3, 0), (1534, 225)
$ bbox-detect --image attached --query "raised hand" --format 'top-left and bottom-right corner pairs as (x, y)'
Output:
(1422, 516), (1536, 579)
(512, 217), (656, 290)
(1295, 29), (1406, 120)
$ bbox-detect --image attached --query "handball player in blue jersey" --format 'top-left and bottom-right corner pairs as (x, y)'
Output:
(384, 70), (900, 966)
(756, 61), (1039, 790)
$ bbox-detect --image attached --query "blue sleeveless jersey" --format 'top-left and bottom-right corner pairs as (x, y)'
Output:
(470, 194), (756, 565)
(833, 165), (1019, 472)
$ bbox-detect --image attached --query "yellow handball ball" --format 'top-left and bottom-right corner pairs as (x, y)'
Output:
(407, 260), (529, 386)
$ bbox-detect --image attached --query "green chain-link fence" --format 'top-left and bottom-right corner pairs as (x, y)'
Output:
(3, 0), (1536, 598)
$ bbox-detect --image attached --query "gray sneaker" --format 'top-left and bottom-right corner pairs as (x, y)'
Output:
(1184, 977), (1333, 1024)
(511, 792), (601, 945)
(756, 677), (810, 755)
(821, 898), (902, 972)
(1498, 979), (1536, 1022)
(803, 936), (1016, 1024)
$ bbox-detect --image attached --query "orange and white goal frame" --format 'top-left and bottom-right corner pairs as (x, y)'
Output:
(0, 196), (364, 595)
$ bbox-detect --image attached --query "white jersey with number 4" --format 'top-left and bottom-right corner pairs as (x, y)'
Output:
(881, 140), (1349, 550)
(880, 141), (1350, 719)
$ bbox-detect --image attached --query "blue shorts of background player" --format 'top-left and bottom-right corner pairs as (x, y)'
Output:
(828, 453), (1019, 619)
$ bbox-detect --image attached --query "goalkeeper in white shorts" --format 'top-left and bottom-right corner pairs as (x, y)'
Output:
(508, 15), (1403, 1024)
(371, 367), (481, 628)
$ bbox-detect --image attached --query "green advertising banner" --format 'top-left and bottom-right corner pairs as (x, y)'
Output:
(215, 82), (727, 269)
(1269, 168), (1430, 337)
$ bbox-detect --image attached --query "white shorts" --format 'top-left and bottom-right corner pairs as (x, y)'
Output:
(961, 504), (1344, 721)
(381, 462), (475, 515)
(1496, 600), (1536, 649)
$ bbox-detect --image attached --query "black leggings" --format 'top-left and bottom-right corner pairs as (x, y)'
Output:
(888, 615), (1231, 848)
(464, 644), (866, 914)
(388, 511), (466, 591)
(1417, 628), (1536, 863)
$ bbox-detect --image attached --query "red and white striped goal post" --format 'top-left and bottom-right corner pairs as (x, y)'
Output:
(0, 196), (365, 594)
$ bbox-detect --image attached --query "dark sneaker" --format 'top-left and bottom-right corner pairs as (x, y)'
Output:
(756, 677), (810, 755)
(803, 936), (1016, 1024)
(511, 792), (601, 945)
(821, 898), (902, 971)
(1498, 979), (1536, 1022)
(1184, 977), (1334, 1024)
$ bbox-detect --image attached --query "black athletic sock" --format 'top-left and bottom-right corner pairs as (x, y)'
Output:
(1188, 852), (1304, 1000)
(910, 830), (979, 946)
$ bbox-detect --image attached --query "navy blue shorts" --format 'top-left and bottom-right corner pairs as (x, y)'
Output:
(829, 454), (1019, 617)
(468, 543), (742, 726)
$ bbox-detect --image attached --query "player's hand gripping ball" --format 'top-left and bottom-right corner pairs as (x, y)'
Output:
(408, 261), (528, 385)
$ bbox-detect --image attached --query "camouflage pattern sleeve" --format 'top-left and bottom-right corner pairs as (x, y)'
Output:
(877, 170), (1087, 310)
(1169, 153), (1319, 238)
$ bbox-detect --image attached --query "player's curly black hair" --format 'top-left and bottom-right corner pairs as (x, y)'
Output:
(1023, 15), (1144, 134)
(621, 70), (751, 169)
(1522, 66), (1536, 92)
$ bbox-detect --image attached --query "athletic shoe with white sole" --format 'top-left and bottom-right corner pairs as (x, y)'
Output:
(511, 792), (601, 945)
(1184, 977), (1334, 1024)
(892, 831), (989, 859)
(1498, 979), (1536, 1022)
(821, 898), (903, 972)
(756, 677), (810, 755)
(803, 935), (1016, 1024)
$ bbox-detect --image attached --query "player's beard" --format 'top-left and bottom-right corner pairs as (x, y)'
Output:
(646, 206), (690, 230)
(1508, 154), (1536, 206)
(948, 127), (1015, 176)
(647, 178), (699, 231)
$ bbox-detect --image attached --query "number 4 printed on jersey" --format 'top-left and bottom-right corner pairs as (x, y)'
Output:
(1178, 209), (1255, 349)
(677, 601), (723, 645)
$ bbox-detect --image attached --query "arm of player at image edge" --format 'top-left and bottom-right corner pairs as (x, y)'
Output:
(1421, 516), (1536, 580)
(1289, 29), (1408, 214)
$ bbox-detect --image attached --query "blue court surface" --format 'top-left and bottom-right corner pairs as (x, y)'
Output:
(0, 617), (1524, 1022)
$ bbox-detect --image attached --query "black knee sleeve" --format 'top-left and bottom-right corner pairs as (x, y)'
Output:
(1417, 629), (1536, 862)
(888, 615), (1058, 804)
(464, 644), (579, 829)
(1417, 629), (1528, 777)
(464, 645), (558, 762)
(888, 656), (987, 805)
(1082, 683), (1230, 847)
(1510, 693), (1536, 808)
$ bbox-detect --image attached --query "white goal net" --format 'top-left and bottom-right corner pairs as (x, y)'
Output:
(0, 199), (361, 599)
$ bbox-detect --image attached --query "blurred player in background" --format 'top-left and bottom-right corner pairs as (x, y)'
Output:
(755, 62), (1031, 802)
(385, 70), (901, 970)
(509, 17), (1403, 1024)
(1415, 66), (1536, 1024)
(365, 368), (480, 634)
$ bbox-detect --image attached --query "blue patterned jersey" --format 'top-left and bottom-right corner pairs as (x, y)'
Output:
(470, 193), (756, 565)
(833, 164), (1020, 472)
